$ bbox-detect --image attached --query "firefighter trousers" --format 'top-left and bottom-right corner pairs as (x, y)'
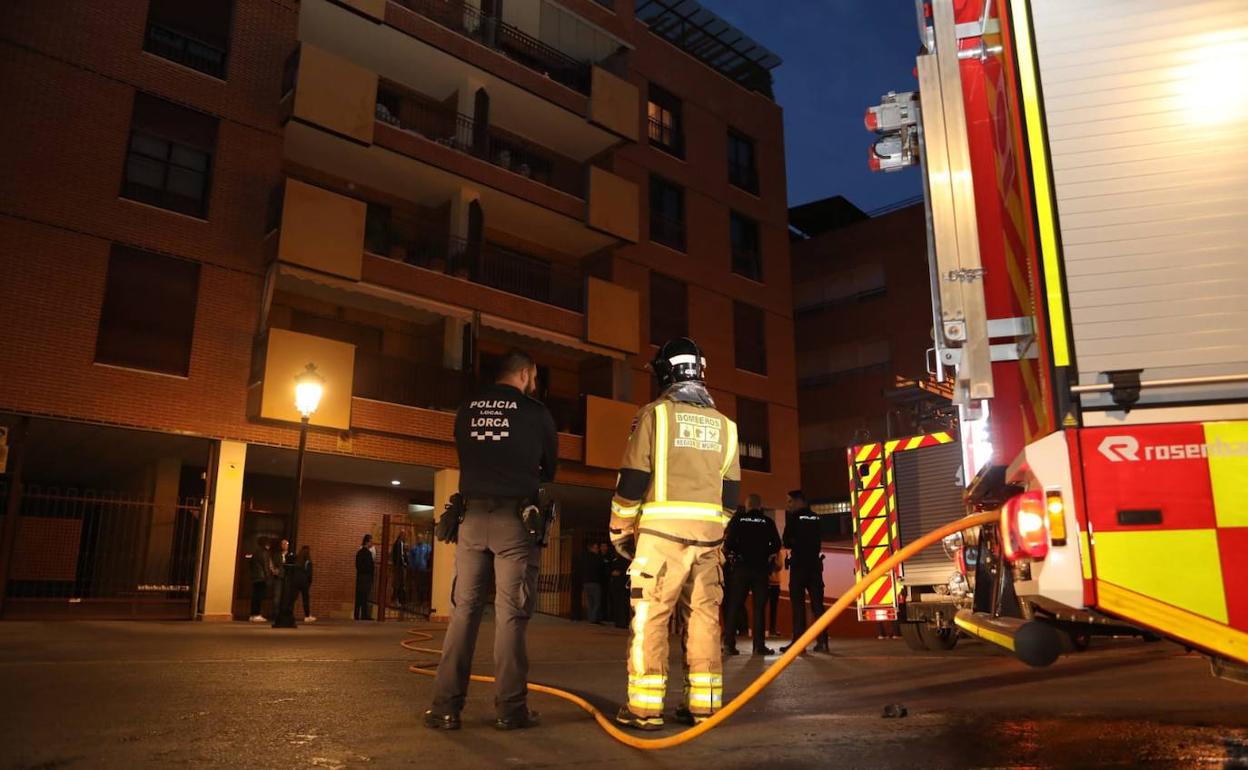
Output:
(626, 533), (724, 717)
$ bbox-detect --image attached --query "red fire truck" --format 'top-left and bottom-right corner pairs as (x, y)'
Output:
(860, 0), (1248, 681)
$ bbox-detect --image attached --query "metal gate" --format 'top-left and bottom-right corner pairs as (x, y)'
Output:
(379, 514), (433, 621)
(2, 484), (205, 619)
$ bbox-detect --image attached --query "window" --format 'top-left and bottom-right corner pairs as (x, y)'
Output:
(144, 0), (233, 79)
(122, 93), (218, 218)
(96, 245), (200, 376)
(649, 176), (686, 251)
(730, 212), (762, 281)
(647, 84), (684, 159)
(733, 301), (767, 374)
(649, 272), (688, 346)
(727, 130), (758, 193)
(736, 398), (770, 473)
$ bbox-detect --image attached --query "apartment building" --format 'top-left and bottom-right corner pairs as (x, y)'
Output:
(791, 197), (936, 509)
(0, 0), (795, 620)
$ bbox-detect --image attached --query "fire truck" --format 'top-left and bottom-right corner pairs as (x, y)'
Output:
(858, 0), (1248, 681)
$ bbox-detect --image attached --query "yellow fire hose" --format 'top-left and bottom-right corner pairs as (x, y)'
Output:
(402, 510), (998, 750)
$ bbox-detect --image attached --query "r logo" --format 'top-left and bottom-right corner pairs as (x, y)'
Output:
(1098, 436), (1140, 463)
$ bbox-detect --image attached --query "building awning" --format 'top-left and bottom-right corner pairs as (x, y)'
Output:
(276, 264), (474, 324)
(480, 313), (624, 360)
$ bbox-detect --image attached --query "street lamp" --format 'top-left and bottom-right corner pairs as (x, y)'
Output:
(274, 363), (323, 629)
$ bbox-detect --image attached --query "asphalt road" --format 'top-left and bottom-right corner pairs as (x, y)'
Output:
(0, 616), (1244, 769)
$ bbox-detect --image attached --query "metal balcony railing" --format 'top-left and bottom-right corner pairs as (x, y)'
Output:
(368, 223), (585, 312)
(377, 87), (586, 198)
(647, 115), (683, 158)
(395, 0), (592, 94)
(144, 22), (227, 79)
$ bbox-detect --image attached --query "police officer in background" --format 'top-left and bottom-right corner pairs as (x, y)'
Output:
(780, 490), (830, 654)
(723, 494), (781, 656)
(609, 337), (740, 731)
(424, 349), (558, 732)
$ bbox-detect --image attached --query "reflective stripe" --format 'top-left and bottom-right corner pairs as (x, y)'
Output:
(720, 419), (738, 477)
(653, 404), (669, 502)
(687, 673), (722, 685)
(612, 501), (639, 518)
(687, 693), (722, 706)
(629, 675), (667, 687)
(640, 503), (731, 523)
(630, 600), (649, 674)
(628, 693), (665, 706)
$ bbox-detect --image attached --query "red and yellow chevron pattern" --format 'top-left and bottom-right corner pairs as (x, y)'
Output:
(848, 432), (956, 620)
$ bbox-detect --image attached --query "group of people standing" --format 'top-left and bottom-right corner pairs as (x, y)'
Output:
(353, 530), (433, 621)
(247, 536), (314, 623)
(577, 541), (630, 628)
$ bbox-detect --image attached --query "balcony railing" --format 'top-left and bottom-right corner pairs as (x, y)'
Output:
(354, 350), (473, 412)
(377, 87), (586, 198)
(647, 116), (684, 159)
(144, 22), (228, 79)
(368, 223), (585, 312)
(395, 0), (592, 94)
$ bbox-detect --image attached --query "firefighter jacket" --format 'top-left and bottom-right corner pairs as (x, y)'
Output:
(609, 395), (741, 547)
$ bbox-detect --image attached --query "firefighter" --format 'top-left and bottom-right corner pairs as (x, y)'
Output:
(780, 490), (830, 654)
(609, 337), (740, 731)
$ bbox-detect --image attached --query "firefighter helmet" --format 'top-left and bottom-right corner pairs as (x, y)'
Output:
(651, 337), (706, 390)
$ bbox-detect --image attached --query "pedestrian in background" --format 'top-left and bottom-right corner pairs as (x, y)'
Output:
(411, 532), (433, 615)
(270, 538), (290, 616)
(298, 545), (315, 622)
(391, 530), (409, 608)
(425, 349), (557, 732)
(355, 533), (375, 621)
(248, 536), (271, 622)
(581, 541), (605, 624)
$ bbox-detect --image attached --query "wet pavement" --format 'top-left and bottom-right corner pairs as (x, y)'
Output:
(0, 616), (1244, 769)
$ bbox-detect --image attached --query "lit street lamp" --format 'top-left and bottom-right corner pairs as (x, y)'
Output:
(273, 363), (323, 629)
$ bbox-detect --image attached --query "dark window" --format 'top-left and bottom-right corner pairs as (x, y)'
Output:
(144, 0), (233, 79)
(647, 84), (684, 159)
(649, 271), (688, 346)
(649, 175), (686, 251)
(733, 301), (767, 374)
(95, 245), (200, 376)
(736, 398), (770, 473)
(727, 130), (758, 193)
(122, 93), (218, 218)
(730, 212), (762, 281)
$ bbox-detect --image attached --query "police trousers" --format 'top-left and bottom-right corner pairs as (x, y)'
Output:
(626, 533), (724, 717)
(430, 498), (540, 720)
(789, 563), (828, 647)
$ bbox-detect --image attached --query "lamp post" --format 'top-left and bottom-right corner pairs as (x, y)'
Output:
(274, 363), (323, 629)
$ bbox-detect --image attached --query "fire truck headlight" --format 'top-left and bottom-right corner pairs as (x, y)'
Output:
(1045, 489), (1067, 546)
(1001, 491), (1050, 563)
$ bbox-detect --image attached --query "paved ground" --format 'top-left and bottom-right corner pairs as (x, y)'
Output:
(0, 615), (1245, 769)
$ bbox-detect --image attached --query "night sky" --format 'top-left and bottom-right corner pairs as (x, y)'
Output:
(704, 0), (924, 213)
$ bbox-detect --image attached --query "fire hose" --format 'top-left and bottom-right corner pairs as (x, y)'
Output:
(402, 510), (998, 750)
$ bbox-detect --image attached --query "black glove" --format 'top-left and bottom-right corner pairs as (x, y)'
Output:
(612, 537), (635, 561)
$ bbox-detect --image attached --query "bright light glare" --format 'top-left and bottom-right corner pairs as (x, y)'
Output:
(294, 364), (324, 418)
(1047, 499), (1064, 515)
(1018, 511), (1046, 535)
(1178, 31), (1248, 126)
(391, 480), (401, 486)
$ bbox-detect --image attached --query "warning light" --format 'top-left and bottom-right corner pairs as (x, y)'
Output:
(1001, 491), (1050, 562)
(1045, 489), (1067, 546)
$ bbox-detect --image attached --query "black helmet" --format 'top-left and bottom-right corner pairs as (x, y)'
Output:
(651, 337), (706, 390)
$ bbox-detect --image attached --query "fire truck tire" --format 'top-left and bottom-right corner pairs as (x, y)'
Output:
(900, 622), (929, 651)
(919, 623), (959, 651)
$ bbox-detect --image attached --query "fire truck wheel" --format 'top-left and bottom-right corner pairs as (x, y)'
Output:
(918, 624), (959, 651)
(899, 622), (929, 651)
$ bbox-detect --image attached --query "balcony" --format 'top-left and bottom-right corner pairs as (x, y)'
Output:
(354, 350), (473, 412)
(366, 216), (584, 312)
(394, 0), (591, 94)
(376, 84), (586, 198)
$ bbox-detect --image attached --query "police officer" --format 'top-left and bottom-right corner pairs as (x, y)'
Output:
(424, 349), (558, 732)
(609, 337), (740, 731)
(723, 494), (781, 656)
(780, 490), (830, 654)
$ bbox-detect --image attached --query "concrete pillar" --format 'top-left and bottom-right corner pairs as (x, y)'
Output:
(430, 468), (460, 622)
(443, 318), (467, 370)
(447, 187), (479, 242)
(143, 456), (183, 584)
(202, 441), (248, 621)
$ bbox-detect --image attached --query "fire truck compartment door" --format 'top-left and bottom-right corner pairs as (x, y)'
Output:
(1026, 0), (1248, 411)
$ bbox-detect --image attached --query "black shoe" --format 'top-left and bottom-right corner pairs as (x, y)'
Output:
(722, 645), (740, 656)
(779, 643), (807, 655)
(753, 646), (776, 656)
(423, 711), (461, 731)
(813, 642), (831, 654)
(673, 706), (710, 726)
(495, 708), (541, 731)
(615, 706), (664, 731)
